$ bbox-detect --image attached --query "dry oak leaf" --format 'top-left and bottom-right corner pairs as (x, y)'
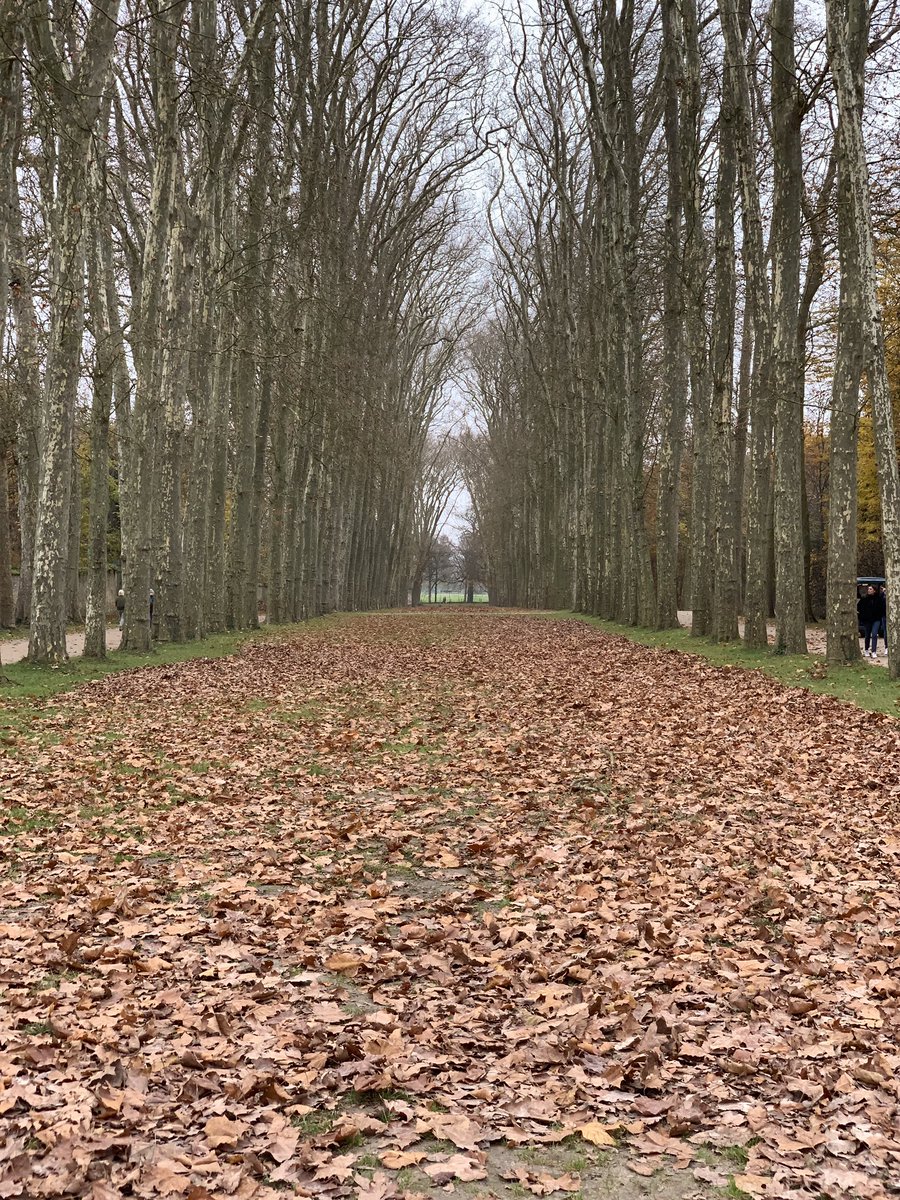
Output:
(380, 1151), (427, 1169)
(785, 1078), (825, 1103)
(421, 1113), (484, 1150)
(531, 1174), (581, 1196)
(422, 1155), (487, 1184)
(313, 1153), (359, 1182)
(265, 1128), (299, 1163)
(204, 1116), (249, 1148)
(354, 1171), (398, 1200)
(501, 1167), (581, 1195)
(819, 1168), (890, 1199)
(577, 1121), (617, 1148)
(692, 1165), (728, 1187)
(732, 1174), (772, 1196)
(89, 1185), (121, 1200)
(626, 1160), (657, 1178)
(324, 951), (368, 973)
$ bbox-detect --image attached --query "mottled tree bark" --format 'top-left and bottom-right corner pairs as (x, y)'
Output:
(677, 0), (712, 638)
(26, 0), (120, 664)
(29, 133), (89, 664)
(0, 15), (17, 630)
(66, 446), (82, 623)
(720, 0), (773, 649)
(825, 230), (862, 667)
(0, 449), (14, 628)
(770, 0), (807, 653)
(84, 167), (115, 660)
(826, 0), (895, 669)
(122, 0), (186, 653)
(655, 0), (687, 629)
(711, 55), (739, 643)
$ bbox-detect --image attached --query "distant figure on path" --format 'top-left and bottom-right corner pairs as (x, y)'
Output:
(149, 590), (155, 625)
(116, 589), (125, 630)
(858, 584), (880, 658)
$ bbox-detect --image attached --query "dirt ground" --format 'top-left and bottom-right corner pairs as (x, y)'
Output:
(2, 610), (898, 1199)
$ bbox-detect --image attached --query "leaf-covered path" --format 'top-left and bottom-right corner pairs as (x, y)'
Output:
(2, 611), (899, 1200)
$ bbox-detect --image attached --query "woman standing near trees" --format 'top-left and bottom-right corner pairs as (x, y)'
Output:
(859, 585), (880, 658)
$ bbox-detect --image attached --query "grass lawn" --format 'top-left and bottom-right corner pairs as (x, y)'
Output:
(418, 592), (489, 603)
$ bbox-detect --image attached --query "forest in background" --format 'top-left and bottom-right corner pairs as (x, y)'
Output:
(4, 0), (900, 673)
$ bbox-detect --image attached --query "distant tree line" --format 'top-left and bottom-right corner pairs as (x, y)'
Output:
(414, 526), (486, 603)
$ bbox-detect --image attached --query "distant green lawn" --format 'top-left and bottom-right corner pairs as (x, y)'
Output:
(419, 591), (489, 603)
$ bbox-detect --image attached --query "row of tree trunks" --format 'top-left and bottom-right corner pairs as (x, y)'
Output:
(463, 0), (900, 658)
(2, 0), (482, 661)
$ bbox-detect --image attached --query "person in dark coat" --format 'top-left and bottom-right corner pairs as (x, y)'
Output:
(858, 585), (880, 658)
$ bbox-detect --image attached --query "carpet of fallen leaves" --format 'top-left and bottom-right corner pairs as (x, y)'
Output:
(2, 610), (900, 1200)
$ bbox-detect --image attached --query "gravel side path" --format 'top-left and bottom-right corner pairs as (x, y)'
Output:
(0, 626), (123, 664)
(676, 610), (886, 665)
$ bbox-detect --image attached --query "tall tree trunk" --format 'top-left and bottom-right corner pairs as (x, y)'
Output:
(825, 199), (862, 666)
(247, 366), (272, 628)
(655, 0), (687, 629)
(770, 0), (807, 653)
(0, 449), (14, 628)
(734, 309), (753, 607)
(66, 445), (82, 623)
(84, 389), (112, 658)
(29, 135), (89, 664)
(26, 0), (119, 664)
(84, 173), (115, 660)
(711, 54), (739, 643)
(204, 322), (231, 633)
(153, 200), (193, 643)
(720, 0), (774, 649)
(826, 0), (893, 668)
(677, 0), (712, 638)
(122, 0), (185, 652)
(10, 175), (41, 626)
(0, 16), (16, 630)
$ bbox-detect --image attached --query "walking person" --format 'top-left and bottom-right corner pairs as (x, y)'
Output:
(116, 588), (125, 630)
(858, 584), (880, 658)
(876, 584), (888, 656)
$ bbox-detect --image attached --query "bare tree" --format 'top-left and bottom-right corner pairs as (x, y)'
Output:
(827, 0), (900, 678)
(24, 0), (120, 664)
